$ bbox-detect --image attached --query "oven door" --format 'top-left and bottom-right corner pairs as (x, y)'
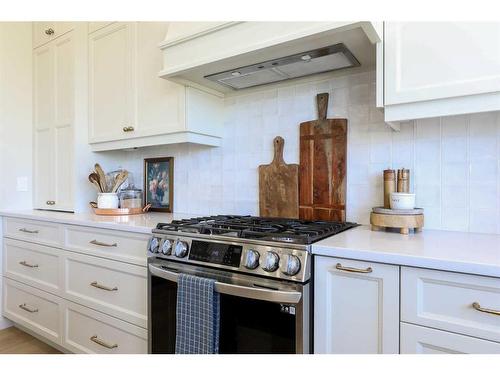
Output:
(148, 259), (310, 354)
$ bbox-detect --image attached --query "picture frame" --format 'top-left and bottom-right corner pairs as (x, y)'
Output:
(144, 157), (174, 212)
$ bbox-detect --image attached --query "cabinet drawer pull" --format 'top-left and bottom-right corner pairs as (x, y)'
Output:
(90, 239), (117, 247)
(19, 228), (39, 234)
(44, 28), (55, 35)
(472, 302), (500, 316)
(19, 303), (38, 313)
(335, 263), (373, 273)
(19, 260), (39, 268)
(90, 335), (118, 349)
(90, 281), (118, 291)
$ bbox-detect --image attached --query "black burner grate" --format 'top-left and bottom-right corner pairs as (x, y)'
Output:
(155, 215), (358, 244)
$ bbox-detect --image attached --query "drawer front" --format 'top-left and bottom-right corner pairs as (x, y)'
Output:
(63, 252), (147, 327)
(3, 239), (61, 294)
(64, 225), (148, 266)
(64, 301), (147, 354)
(401, 267), (500, 343)
(2, 277), (62, 344)
(401, 322), (500, 354)
(3, 218), (62, 247)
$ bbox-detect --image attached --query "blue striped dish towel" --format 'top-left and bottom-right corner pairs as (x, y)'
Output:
(175, 273), (220, 354)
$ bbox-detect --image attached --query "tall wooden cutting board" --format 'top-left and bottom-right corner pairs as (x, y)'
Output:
(259, 136), (299, 218)
(299, 93), (347, 221)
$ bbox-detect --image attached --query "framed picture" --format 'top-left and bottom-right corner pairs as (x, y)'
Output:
(144, 157), (173, 212)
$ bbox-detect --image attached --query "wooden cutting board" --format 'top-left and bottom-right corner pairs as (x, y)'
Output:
(299, 93), (347, 222)
(259, 136), (299, 218)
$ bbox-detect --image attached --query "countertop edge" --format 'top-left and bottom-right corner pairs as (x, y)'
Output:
(312, 245), (500, 279)
(0, 210), (160, 235)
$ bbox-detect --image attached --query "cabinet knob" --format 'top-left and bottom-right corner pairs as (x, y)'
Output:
(44, 28), (55, 36)
(46, 200), (56, 206)
(122, 126), (135, 132)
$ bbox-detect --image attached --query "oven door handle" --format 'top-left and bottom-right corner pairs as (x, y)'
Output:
(149, 263), (302, 304)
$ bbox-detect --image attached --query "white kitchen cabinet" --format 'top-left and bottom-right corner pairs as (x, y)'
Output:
(63, 251), (147, 328)
(64, 301), (147, 354)
(33, 30), (75, 211)
(382, 22), (500, 121)
(401, 323), (500, 354)
(33, 22), (74, 49)
(88, 22), (135, 142)
(1, 217), (149, 353)
(314, 256), (400, 354)
(3, 277), (64, 345)
(401, 267), (500, 343)
(89, 22), (222, 151)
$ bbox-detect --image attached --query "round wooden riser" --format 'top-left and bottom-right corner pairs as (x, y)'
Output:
(370, 212), (424, 235)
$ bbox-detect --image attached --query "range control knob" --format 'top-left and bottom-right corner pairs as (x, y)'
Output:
(174, 240), (189, 258)
(161, 239), (172, 255)
(262, 251), (280, 272)
(281, 254), (301, 276)
(243, 250), (260, 269)
(148, 237), (160, 253)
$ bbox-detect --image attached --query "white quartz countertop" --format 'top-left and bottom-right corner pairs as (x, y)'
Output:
(0, 209), (197, 234)
(312, 226), (500, 278)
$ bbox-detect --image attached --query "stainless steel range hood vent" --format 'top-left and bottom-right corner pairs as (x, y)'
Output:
(204, 43), (360, 90)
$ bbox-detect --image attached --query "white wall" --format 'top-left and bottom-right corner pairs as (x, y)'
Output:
(0, 23), (33, 210)
(0, 22), (33, 329)
(116, 70), (500, 234)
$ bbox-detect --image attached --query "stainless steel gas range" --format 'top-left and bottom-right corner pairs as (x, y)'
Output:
(147, 215), (357, 354)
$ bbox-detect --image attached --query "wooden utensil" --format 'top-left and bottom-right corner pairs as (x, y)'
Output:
(111, 171), (129, 193)
(299, 93), (347, 221)
(88, 173), (103, 193)
(94, 163), (108, 192)
(259, 136), (299, 219)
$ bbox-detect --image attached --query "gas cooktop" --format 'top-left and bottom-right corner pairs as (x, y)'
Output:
(154, 215), (358, 245)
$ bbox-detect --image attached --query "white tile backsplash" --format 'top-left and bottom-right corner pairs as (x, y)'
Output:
(111, 70), (500, 234)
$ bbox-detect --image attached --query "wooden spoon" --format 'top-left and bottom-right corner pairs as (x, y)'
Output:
(88, 173), (103, 193)
(111, 171), (129, 193)
(94, 163), (108, 192)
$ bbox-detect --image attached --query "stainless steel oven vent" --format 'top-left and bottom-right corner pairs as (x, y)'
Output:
(204, 43), (360, 90)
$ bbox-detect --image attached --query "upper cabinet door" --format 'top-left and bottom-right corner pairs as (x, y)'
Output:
(53, 33), (75, 211)
(33, 45), (55, 209)
(89, 22), (136, 142)
(33, 32), (75, 212)
(385, 22), (500, 105)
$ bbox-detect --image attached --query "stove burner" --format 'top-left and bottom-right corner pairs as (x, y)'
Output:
(155, 215), (358, 244)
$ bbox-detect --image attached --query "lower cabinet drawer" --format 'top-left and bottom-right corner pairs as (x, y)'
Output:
(63, 225), (148, 266)
(2, 277), (62, 344)
(64, 302), (147, 354)
(3, 217), (62, 247)
(63, 251), (147, 327)
(4, 238), (61, 294)
(401, 323), (500, 354)
(401, 267), (500, 343)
